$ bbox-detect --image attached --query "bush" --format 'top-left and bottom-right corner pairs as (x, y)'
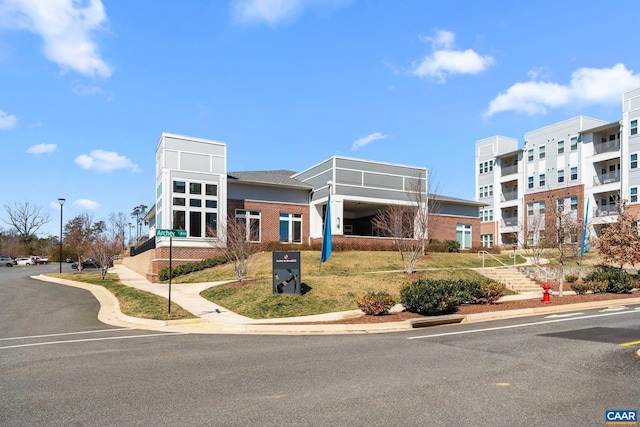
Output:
(470, 281), (506, 304)
(570, 283), (591, 295)
(585, 267), (636, 294)
(444, 240), (460, 253)
(158, 255), (228, 281)
(587, 280), (608, 294)
(565, 274), (579, 283)
(356, 291), (396, 316)
(399, 279), (463, 315)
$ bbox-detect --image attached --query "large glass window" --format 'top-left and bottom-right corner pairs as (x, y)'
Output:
(190, 183), (202, 194)
(631, 119), (638, 136)
(481, 234), (493, 248)
(570, 196), (578, 211)
(190, 211), (202, 237)
(172, 210), (185, 230)
(206, 184), (217, 196)
(206, 213), (217, 237)
(173, 181), (186, 193)
(235, 210), (261, 242)
(279, 213), (302, 243)
(456, 224), (472, 249)
(173, 197), (185, 206)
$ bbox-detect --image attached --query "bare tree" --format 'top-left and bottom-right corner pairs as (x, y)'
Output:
(64, 213), (97, 273)
(549, 198), (583, 297)
(596, 201), (640, 268)
(207, 214), (262, 282)
(3, 201), (51, 249)
(516, 207), (547, 265)
(372, 171), (430, 274)
(108, 212), (128, 250)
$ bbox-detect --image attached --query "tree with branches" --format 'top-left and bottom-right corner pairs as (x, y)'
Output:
(372, 172), (433, 274)
(596, 201), (640, 268)
(207, 213), (262, 282)
(3, 201), (50, 251)
(64, 213), (98, 273)
(130, 204), (148, 244)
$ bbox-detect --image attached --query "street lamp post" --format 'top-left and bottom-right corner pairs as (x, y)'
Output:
(58, 198), (65, 273)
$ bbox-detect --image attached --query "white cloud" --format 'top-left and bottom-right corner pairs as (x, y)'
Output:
(75, 149), (140, 173)
(0, 110), (17, 129)
(411, 29), (494, 83)
(351, 132), (388, 151)
(231, 0), (350, 26)
(232, 0), (302, 26)
(73, 198), (100, 210)
(72, 84), (104, 96)
(27, 143), (57, 154)
(485, 63), (640, 116)
(0, 0), (112, 78)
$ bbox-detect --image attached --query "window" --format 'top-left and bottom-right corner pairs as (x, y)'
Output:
(456, 224), (472, 249)
(527, 149), (534, 161)
(190, 211), (202, 237)
(539, 173), (546, 187)
(489, 184), (493, 196)
(189, 199), (201, 207)
(172, 210), (185, 230)
(173, 197), (185, 206)
(189, 183), (202, 194)
(205, 184), (217, 196)
(528, 176), (534, 189)
(480, 209), (493, 222)
(479, 163), (483, 174)
(484, 161), (488, 173)
(173, 181), (186, 193)
(279, 213), (302, 243)
(205, 200), (217, 209)
(557, 169), (565, 183)
(632, 153), (638, 169)
(631, 119), (638, 136)
(539, 201), (546, 214)
(527, 203), (534, 216)
(570, 136), (578, 151)
(631, 187), (638, 203)
(235, 209), (261, 242)
(557, 140), (564, 154)
(570, 196), (578, 211)
(539, 145), (545, 159)
(481, 234), (493, 248)
(206, 213), (217, 237)
(489, 160), (494, 172)
(557, 198), (564, 211)
(570, 166), (578, 181)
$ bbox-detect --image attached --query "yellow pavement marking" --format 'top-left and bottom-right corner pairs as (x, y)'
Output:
(620, 340), (640, 347)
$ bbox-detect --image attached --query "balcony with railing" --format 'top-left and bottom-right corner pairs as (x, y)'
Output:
(500, 164), (518, 176)
(501, 190), (518, 202)
(593, 138), (620, 155)
(593, 171), (620, 186)
(501, 215), (518, 227)
(594, 205), (617, 217)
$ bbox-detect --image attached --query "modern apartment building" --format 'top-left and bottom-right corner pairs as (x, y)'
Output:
(142, 133), (483, 279)
(476, 86), (640, 248)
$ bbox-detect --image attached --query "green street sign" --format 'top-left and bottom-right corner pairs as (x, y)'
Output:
(156, 228), (187, 238)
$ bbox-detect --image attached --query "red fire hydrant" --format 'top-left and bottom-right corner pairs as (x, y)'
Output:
(541, 282), (552, 304)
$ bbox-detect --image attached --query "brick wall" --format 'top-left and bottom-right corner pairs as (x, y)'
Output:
(227, 199), (310, 243)
(429, 213), (482, 247)
(524, 184), (585, 240)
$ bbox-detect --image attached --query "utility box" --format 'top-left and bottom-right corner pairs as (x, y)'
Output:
(272, 251), (301, 295)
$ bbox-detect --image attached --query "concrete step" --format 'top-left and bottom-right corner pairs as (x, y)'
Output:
(477, 267), (542, 294)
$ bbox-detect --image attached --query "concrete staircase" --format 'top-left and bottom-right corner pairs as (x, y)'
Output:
(476, 267), (543, 294)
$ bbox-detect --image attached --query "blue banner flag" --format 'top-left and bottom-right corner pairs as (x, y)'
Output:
(321, 194), (332, 262)
(580, 198), (589, 257)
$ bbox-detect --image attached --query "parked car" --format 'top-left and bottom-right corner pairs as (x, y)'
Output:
(15, 257), (32, 266)
(71, 258), (101, 269)
(31, 256), (50, 265)
(0, 256), (16, 267)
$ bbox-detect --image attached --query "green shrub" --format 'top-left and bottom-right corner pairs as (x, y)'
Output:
(570, 283), (591, 295)
(356, 291), (396, 316)
(585, 267), (636, 294)
(444, 240), (460, 253)
(158, 255), (228, 281)
(399, 279), (463, 315)
(586, 280), (608, 294)
(565, 274), (579, 283)
(471, 281), (506, 304)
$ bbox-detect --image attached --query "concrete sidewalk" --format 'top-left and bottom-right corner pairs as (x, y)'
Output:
(34, 264), (640, 335)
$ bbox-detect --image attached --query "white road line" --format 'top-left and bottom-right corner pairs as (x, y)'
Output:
(0, 328), (135, 341)
(408, 309), (639, 340)
(0, 332), (186, 350)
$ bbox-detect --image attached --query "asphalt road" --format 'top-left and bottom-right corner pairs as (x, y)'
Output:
(1, 265), (639, 426)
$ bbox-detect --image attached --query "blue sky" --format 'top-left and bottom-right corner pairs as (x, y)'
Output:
(2, 0), (640, 238)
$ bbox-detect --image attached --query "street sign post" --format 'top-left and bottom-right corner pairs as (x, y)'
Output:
(155, 229), (186, 314)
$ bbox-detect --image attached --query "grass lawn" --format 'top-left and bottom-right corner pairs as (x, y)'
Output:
(55, 272), (196, 321)
(177, 250), (527, 319)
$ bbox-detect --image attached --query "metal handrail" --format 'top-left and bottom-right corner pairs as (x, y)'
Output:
(524, 261), (549, 283)
(477, 250), (514, 269)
